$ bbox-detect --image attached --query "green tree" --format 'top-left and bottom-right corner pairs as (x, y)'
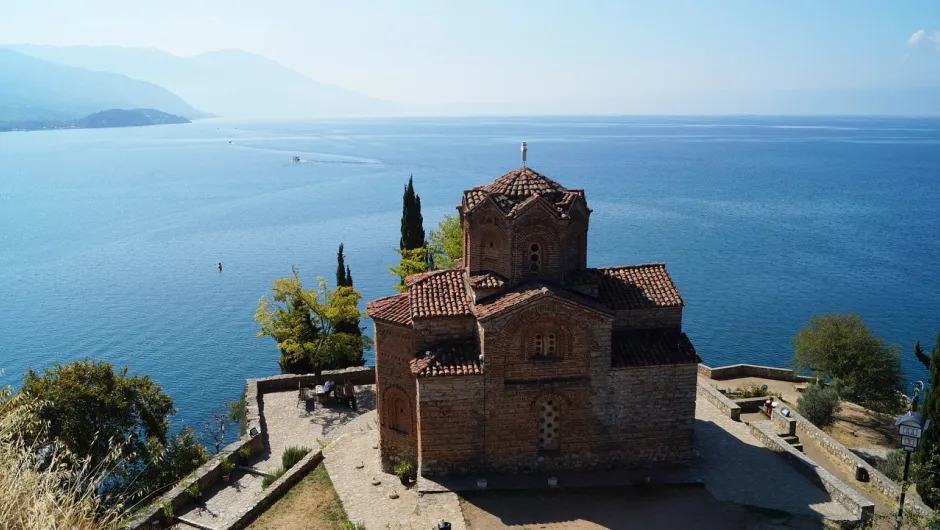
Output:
(389, 247), (429, 292)
(334, 244), (362, 338)
(336, 243), (347, 287)
(796, 381), (842, 428)
(915, 340), (931, 370)
(255, 267), (369, 378)
(400, 175), (425, 250)
(428, 214), (463, 270)
(790, 313), (903, 412)
(916, 333), (940, 507)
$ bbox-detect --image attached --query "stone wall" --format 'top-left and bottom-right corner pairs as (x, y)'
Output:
(749, 421), (874, 525)
(252, 366), (376, 394)
(416, 375), (485, 476)
(784, 407), (934, 519)
(696, 379), (742, 421)
(225, 450), (325, 530)
(698, 363), (814, 383)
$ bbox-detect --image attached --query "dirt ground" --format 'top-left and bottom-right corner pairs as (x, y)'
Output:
(459, 485), (827, 530)
(246, 464), (348, 530)
(828, 401), (899, 452)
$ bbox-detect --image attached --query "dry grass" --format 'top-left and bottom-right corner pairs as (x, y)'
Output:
(0, 388), (127, 530)
(247, 463), (348, 530)
(826, 401), (898, 451)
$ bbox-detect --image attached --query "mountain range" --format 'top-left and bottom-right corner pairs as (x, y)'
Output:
(0, 48), (205, 122)
(7, 44), (392, 119)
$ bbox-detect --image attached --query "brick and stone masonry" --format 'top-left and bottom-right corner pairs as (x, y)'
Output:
(368, 160), (701, 476)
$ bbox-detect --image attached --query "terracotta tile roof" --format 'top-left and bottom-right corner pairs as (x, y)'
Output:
(473, 281), (612, 321)
(483, 167), (567, 198)
(467, 272), (507, 289)
(366, 294), (412, 326)
(407, 269), (473, 319)
(462, 167), (585, 219)
(611, 329), (700, 367)
(410, 341), (482, 377)
(568, 264), (684, 310)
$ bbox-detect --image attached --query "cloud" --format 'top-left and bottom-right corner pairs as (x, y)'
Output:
(908, 29), (926, 46)
(930, 31), (940, 48)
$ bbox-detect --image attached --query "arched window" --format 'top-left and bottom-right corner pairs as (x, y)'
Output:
(528, 243), (541, 275)
(534, 334), (543, 355)
(532, 333), (557, 357)
(384, 390), (409, 434)
(547, 333), (556, 356)
(538, 398), (560, 451)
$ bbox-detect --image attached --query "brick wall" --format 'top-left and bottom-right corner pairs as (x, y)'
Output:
(374, 321), (418, 472)
(416, 376), (485, 476)
(412, 317), (476, 350)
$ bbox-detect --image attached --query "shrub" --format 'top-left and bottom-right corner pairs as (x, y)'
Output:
(281, 446), (310, 470)
(161, 501), (173, 519)
(393, 460), (413, 479)
(732, 383), (771, 398)
(186, 482), (200, 498)
(344, 521), (367, 530)
(878, 448), (920, 483)
(238, 446), (253, 460)
(262, 467), (286, 489)
(797, 382), (842, 428)
(220, 458), (236, 475)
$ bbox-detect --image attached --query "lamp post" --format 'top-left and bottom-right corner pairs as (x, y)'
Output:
(895, 381), (929, 530)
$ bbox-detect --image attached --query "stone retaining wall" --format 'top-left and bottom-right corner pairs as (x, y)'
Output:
(698, 363), (814, 383)
(783, 407), (934, 519)
(733, 396), (770, 413)
(749, 421), (874, 526)
(224, 450), (325, 530)
(696, 379), (741, 421)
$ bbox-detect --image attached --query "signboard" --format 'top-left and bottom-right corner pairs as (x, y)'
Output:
(901, 435), (919, 450)
(900, 425), (923, 438)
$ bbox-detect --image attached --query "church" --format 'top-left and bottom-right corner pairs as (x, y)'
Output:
(367, 147), (701, 477)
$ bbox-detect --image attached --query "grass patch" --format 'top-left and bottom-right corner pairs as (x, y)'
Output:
(247, 463), (347, 530)
(261, 468), (286, 489)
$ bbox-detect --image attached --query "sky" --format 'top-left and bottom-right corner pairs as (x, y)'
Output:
(1, 0), (938, 111)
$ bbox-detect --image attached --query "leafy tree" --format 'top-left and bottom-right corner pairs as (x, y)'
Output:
(389, 247), (429, 292)
(229, 389), (247, 437)
(20, 359), (175, 471)
(18, 359), (208, 504)
(916, 332), (940, 507)
(255, 267), (369, 378)
(790, 313), (903, 412)
(400, 175), (425, 251)
(428, 214), (463, 269)
(796, 381), (842, 428)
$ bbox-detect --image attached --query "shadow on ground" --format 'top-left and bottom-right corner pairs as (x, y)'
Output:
(460, 484), (826, 530)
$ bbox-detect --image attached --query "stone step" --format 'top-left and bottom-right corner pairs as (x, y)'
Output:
(781, 435), (800, 445)
(792, 443), (804, 453)
(175, 517), (216, 530)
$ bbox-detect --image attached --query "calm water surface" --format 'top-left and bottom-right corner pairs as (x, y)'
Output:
(1, 116), (938, 433)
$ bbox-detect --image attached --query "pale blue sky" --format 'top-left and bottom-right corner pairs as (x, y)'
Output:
(2, 0), (938, 108)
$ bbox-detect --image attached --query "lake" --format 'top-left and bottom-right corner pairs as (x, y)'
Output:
(1, 115), (938, 433)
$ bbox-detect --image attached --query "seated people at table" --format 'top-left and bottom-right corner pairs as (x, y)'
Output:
(323, 380), (335, 395)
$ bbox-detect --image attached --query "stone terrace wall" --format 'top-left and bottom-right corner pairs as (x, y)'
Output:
(749, 421), (875, 525)
(698, 363), (814, 383)
(225, 450), (324, 530)
(696, 379), (741, 421)
(783, 407), (934, 519)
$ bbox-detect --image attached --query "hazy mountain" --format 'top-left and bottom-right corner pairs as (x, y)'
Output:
(0, 48), (205, 122)
(8, 44), (393, 118)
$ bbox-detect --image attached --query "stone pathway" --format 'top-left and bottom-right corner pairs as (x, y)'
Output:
(693, 398), (855, 522)
(323, 416), (467, 530)
(171, 386), (376, 529)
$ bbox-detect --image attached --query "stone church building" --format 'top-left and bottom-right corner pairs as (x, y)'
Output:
(367, 161), (700, 477)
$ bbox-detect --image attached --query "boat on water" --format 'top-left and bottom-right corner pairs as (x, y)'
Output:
(293, 156), (301, 162)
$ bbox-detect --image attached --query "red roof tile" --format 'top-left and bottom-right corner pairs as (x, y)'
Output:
(366, 294), (412, 326)
(407, 269), (473, 319)
(569, 264), (684, 310)
(483, 167), (567, 198)
(473, 281), (612, 321)
(410, 341), (482, 377)
(467, 272), (507, 289)
(611, 329), (700, 367)
(463, 167), (585, 220)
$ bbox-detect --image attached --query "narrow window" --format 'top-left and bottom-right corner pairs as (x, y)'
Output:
(534, 334), (543, 356)
(538, 399), (560, 451)
(529, 243), (541, 274)
(547, 334), (556, 356)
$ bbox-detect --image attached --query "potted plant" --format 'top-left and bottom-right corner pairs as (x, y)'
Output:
(186, 482), (201, 500)
(238, 445), (253, 461)
(393, 460), (413, 487)
(221, 458), (236, 482)
(161, 501), (174, 523)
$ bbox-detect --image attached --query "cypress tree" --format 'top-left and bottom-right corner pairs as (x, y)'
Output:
(345, 265), (353, 288)
(336, 243), (347, 287)
(915, 340), (930, 370)
(916, 332), (940, 507)
(400, 175), (425, 250)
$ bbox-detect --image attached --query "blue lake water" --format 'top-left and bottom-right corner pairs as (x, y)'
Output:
(1, 116), (938, 434)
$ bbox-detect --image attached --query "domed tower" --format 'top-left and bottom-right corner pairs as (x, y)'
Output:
(459, 148), (591, 286)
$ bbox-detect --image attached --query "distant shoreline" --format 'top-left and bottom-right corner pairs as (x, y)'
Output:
(0, 108), (190, 133)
